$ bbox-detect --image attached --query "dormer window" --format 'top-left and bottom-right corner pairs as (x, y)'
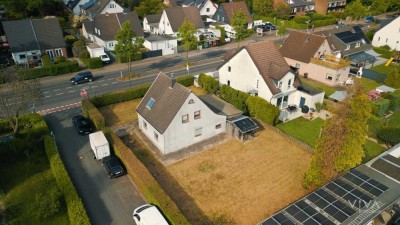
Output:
(355, 43), (360, 48)
(109, 3), (115, 8)
(146, 98), (155, 109)
(345, 45), (350, 50)
(206, 8), (210, 12)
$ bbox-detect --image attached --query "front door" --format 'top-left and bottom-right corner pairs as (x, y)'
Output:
(299, 97), (306, 108)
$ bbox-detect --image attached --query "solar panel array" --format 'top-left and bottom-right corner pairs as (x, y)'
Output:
(334, 31), (360, 44)
(260, 169), (389, 225)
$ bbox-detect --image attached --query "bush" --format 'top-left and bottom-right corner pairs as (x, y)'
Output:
(220, 85), (250, 113)
(371, 98), (390, 117)
(366, 29), (376, 42)
(310, 18), (337, 27)
(42, 54), (53, 67)
(378, 126), (400, 146)
(19, 61), (79, 79)
(82, 100), (105, 129)
(294, 15), (311, 24)
(0, 118), (12, 133)
(246, 96), (280, 125)
(105, 131), (189, 224)
(176, 75), (194, 87)
(309, 13), (326, 20)
(329, 11), (347, 19)
(44, 135), (91, 225)
(65, 35), (77, 46)
(367, 115), (382, 138)
(383, 89), (400, 111)
(198, 73), (219, 94)
(91, 84), (151, 107)
(54, 55), (66, 64)
(315, 102), (325, 113)
(81, 57), (102, 69)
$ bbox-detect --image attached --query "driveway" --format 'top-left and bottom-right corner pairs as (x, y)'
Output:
(44, 108), (146, 225)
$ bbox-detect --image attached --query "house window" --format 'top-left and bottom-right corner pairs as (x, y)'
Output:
(216, 124), (221, 129)
(194, 110), (201, 119)
(55, 48), (63, 56)
(227, 80), (230, 86)
(95, 28), (98, 34)
(195, 128), (202, 137)
(146, 98), (155, 109)
(228, 66), (231, 72)
(109, 42), (114, 47)
(295, 63), (300, 69)
(19, 54), (26, 59)
(256, 79), (259, 88)
(355, 42), (360, 48)
(143, 121), (147, 130)
(109, 3), (115, 8)
(345, 45), (350, 50)
(182, 114), (189, 123)
(206, 8), (210, 12)
(154, 132), (158, 141)
(189, 99), (194, 104)
(46, 50), (54, 59)
(378, 37), (380, 41)
(326, 74), (333, 80)
(288, 79), (292, 89)
(336, 74), (341, 81)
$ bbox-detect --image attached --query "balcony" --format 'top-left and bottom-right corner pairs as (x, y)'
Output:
(310, 55), (350, 70)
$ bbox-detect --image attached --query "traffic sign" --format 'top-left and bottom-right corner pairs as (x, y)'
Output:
(80, 89), (87, 97)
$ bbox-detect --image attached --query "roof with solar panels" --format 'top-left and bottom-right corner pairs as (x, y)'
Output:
(259, 143), (400, 225)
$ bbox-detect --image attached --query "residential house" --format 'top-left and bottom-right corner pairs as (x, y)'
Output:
(82, 12), (143, 51)
(260, 143), (400, 225)
(80, 0), (124, 20)
(372, 16), (400, 51)
(2, 18), (67, 65)
(158, 6), (205, 36)
(65, 0), (89, 15)
(136, 72), (226, 154)
(218, 40), (324, 121)
(273, 0), (315, 16)
(212, 2), (253, 38)
(315, 0), (346, 15)
(143, 14), (162, 34)
(316, 25), (374, 67)
(181, 0), (218, 18)
(280, 31), (351, 86)
(143, 35), (178, 56)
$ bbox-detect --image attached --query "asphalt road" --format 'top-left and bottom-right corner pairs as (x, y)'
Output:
(45, 108), (146, 225)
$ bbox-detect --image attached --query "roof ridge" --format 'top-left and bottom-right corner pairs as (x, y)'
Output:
(30, 19), (41, 50)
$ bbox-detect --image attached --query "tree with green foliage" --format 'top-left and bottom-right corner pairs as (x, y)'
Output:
(277, 24), (286, 41)
(387, 0), (400, 11)
(385, 68), (400, 88)
(115, 21), (144, 71)
(231, 9), (249, 48)
(303, 83), (371, 188)
(178, 19), (198, 66)
(345, 0), (367, 21)
(216, 26), (227, 45)
(252, 0), (273, 16)
(273, 3), (292, 20)
(134, 0), (164, 18)
(370, 0), (389, 15)
(0, 0), (64, 19)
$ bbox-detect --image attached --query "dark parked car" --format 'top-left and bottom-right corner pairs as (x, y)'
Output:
(70, 71), (93, 85)
(72, 115), (94, 135)
(264, 22), (276, 30)
(102, 155), (126, 178)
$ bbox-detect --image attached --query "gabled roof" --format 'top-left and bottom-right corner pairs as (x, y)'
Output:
(181, 0), (210, 10)
(219, 2), (252, 24)
(84, 12), (143, 41)
(136, 73), (191, 134)
(280, 31), (328, 63)
(164, 6), (205, 32)
(145, 14), (162, 24)
(3, 18), (65, 53)
(82, 0), (122, 17)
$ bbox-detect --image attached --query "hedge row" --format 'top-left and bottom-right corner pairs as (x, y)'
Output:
(82, 100), (105, 129)
(19, 61), (80, 79)
(371, 98), (390, 117)
(382, 89), (400, 112)
(378, 127), (400, 146)
(44, 135), (91, 225)
(246, 96), (280, 125)
(105, 130), (190, 225)
(81, 57), (102, 69)
(220, 84), (250, 113)
(91, 75), (194, 107)
(198, 73), (218, 94)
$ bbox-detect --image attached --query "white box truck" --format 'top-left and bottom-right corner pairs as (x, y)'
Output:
(89, 131), (110, 160)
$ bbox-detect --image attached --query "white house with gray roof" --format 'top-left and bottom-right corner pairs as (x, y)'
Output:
(143, 35), (178, 56)
(143, 14), (162, 34)
(80, 0), (124, 19)
(2, 18), (67, 65)
(136, 72), (226, 154)
(158, 6), (205, 36)
(181, 0), (218, 18)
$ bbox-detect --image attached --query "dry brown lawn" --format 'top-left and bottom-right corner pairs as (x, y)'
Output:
(167, 126), (313, 225)
(187, 85), (207, 96)
(98, 98), (142, 127)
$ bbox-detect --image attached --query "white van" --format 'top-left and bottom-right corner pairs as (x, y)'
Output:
(133, 204), (169, 225)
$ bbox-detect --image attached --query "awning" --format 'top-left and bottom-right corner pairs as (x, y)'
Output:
(348, 51), (376, 64)
(329, 90), (347, 102)
(231, 116), (259, 133)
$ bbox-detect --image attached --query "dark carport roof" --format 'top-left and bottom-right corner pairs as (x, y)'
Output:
(347, 51), (376, 63)
(231, 116), (258, 133)
(198, 94), (242, 119)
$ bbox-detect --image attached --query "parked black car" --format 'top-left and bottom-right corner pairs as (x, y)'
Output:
(72, 115), (94, 135)
(70, 71), (93, 85)
(102, 155), (126, 179)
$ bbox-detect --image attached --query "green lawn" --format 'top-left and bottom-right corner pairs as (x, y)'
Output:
(369, 64), (397, 75)
(358, 78), (382, 93)
(276, 117), (325, 147)
(383, 110), (400, 128)
(300, 78), (337, 97)
(362, 140), (386, 163)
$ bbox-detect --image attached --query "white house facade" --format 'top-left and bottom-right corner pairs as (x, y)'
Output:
(372, 16), (400, 51)
(158, 10), (175, 36)
(143, 35), (177, 56)
(182, 0), (218, 18)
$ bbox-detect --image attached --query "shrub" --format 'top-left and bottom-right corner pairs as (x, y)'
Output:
(309, 13), (326, 20)
(54, 55), (66, 64)
(315, 102), (325, 113)
(294, 15), (311, 24)
(0, 118), (12, 133)
(65, 35), (77, 46)
(44, 135), (91, 225)
(367, 115), (382, 138)
(91, 84), (151, 107)
(176, 75), (194, 87)
(41, 54), (53, 67)
(82, 100), (105, 129)
(246, 96), (280, 125)
(81, 57), (102, 69)
(72, 40), (87, 58)
(30, 184), (62, 220)
(371, 98), (390, 117)
(365, 29), (376, 42)
(198, 73), (219, 94)
(383, 89), (400, 111)
(329, 11), (347, 19)
(378, 126), (400, 146)
(105, 131), (189, 224)
(220, 85), (250, 113)
(367, 90), (381, 101)
(19, 61), (79, 79)
(310, 18), (337, 27)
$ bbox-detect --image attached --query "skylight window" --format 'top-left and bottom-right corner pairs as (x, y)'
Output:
(146, 98), (155, 109)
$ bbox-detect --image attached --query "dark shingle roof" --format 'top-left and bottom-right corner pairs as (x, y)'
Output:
(182, 0), (208, 10)
(83, 20), (94, 35)
(145, 14), (162, 24)
(3, 18), (65, 53)
(136, 73), (191, 134)
(282, 0), (315, 7)
(164, 6), (205, 32)
(280, 31), (327, 63)
(220, 2), (252, 24)
(83, 0), (110, 17)
(89, 12), (143, 41)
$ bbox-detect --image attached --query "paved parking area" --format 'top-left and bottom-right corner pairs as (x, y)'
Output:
(45, 108), (146, 225)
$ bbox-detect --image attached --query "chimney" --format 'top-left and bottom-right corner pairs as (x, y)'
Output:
(169, 73), (176, 89)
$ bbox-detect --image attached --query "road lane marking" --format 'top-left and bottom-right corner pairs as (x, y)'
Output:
(101, 83), (108, 86)
(111, 82), (118, 84)
(107, 78), (114, 80)
(66, 86), (72, 89)
(56, 93), (64, 96)
(45, 95), (51, 98)
(43, 91), (49, 94)
(54, 89), (61, 92)
(97, 80), (104, 82)
(68, 90), (75, 93)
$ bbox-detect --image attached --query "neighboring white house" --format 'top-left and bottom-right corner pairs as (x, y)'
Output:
(143, 14), (162, 34)
(82, 12), (143, 51)
(136, 72), (226, 154)
(372, 16), (400, 51)
(65, 0), (90, 15)
(80, 0), (124, 19)
(218, 40), (324, 121)
(181, 0), (218, 18)
(86, 43), (106, 57)
(158, 6), (205, 36)
(143, 35), (177, 56)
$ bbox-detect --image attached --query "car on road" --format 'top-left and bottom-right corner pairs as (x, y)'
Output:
(70, 71), (94, 85)
(133, 204), (169, 225)
(72, 115), (94, 135)
(100, 53), (111, 64)
(102, 155), (126, 179)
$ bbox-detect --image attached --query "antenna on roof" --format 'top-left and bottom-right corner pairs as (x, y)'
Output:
(306, 36), (311, 42)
